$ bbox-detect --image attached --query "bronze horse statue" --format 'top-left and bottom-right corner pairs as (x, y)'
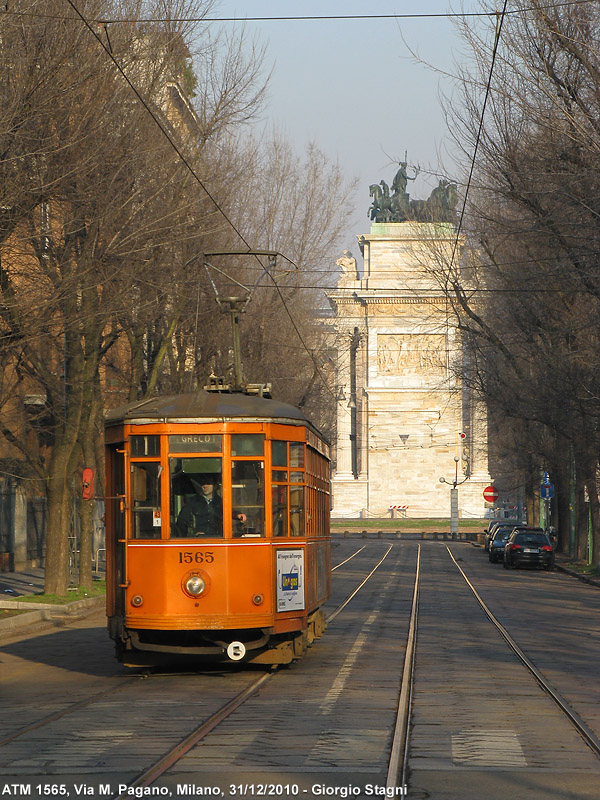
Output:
(369, 173), (458, 224)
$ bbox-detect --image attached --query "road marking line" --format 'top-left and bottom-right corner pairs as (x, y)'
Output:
(451, 729), (527, 766)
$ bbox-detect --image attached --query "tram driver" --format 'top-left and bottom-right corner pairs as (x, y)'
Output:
(174, 473), (246, 537)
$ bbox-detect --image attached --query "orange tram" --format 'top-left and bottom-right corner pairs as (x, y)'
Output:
(105, 388), (331, 666)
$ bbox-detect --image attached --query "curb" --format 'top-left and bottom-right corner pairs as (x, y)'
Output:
(0, 595), (106, 636)
(555, 564), (600, 588)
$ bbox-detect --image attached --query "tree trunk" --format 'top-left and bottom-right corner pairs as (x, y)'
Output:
(576, 483), (588, 561)
(555, 468), (570, 555)
(592, 466), (600, 566)
(79, 492), (94, 589)
(44, 444), (75, 595)
(78, 374), (103, 589)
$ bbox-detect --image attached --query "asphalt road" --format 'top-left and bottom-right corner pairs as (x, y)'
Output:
(1, 540), (599, 800)
(409, 542), (600, 799)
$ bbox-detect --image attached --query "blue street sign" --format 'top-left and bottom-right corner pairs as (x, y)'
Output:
(540, 483), (554, 499)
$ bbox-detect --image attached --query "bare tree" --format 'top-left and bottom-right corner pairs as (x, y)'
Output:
(225, 133), (357, 432)
(439, 1), (600, 557)
(0, 0), (268, 593)
(0, 0), (355, 595)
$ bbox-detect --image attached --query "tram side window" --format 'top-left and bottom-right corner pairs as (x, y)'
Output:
(290, 486), (305, 537)
(272, 440), (287, 537)
(232, 461), (265, 537)
(271, 440), (305, 537)
(290, 444), (305, 536)
(131, 463), (162, 539)
(170, 458), (224, 538)
(272, 485), (288, 537)
(290, 442), (304, 468)
(272, 440), (287, 467)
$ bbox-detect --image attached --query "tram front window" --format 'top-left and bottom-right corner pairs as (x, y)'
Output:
(170, 458), (224, 538)
(232, 461), (265, 537)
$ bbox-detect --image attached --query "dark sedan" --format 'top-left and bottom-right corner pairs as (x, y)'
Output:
(503, 528), (555, 570)
(484, 519), (517, 551)
(488, 526), (513, 563)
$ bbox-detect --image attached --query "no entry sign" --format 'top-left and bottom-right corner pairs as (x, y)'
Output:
(483, 485), (499, 503)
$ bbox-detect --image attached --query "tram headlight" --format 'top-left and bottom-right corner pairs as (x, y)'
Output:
(181, 569), (211, 599)
(185, 575), (206, 596)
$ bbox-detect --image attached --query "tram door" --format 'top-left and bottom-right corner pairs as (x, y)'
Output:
(106, 443), (126, 618)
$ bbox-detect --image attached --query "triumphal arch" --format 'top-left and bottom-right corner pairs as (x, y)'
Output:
(327, 171), (491, 519)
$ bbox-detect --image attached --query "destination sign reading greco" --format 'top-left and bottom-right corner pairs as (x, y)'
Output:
(169, 434), (223, 453)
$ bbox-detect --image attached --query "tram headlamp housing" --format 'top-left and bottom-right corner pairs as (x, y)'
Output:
(185, 575), (206, 596)
(181, 570), (210, 598)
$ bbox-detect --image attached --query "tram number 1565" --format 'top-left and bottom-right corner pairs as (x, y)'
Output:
(179, 551), (215, 564)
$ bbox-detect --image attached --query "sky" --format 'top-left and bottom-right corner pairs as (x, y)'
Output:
(208, 0), (488, 258)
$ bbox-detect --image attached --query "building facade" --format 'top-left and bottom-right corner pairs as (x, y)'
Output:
(328, 221), (491, 519)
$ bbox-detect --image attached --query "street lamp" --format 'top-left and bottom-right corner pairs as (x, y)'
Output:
(439, 456), (469, 539)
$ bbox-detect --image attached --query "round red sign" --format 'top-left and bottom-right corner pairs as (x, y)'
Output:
(483, 485), (499, 502)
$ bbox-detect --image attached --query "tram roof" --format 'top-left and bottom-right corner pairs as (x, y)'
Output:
(105, 390), (319, 432)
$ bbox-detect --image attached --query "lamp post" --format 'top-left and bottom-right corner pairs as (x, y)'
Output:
(440, 456), (468, 540)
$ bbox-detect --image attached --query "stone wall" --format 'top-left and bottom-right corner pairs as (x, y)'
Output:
(328, 222), (491, 519)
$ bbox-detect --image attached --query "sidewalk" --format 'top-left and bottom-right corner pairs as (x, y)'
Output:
(0, 566), (46, 597)
(554, 555), (600, 588)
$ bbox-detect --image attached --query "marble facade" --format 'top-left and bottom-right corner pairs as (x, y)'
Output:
(327, 222), (492, 519)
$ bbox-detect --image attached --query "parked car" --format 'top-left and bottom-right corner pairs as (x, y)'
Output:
(488, 526), (513, 563)
(484, 520), (517, 551)
(503, 527), (555, 570)
(484, 521), (504, 551)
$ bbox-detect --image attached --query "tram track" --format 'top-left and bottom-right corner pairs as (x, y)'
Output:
(0, 676), (144, 747)
(109, 543), (400, 797)
(400, 544), (600, 800)
(19, 541), (596, 797)
(386, 541), (600, 796)
(105, 542), (423, 798)
(0, 547), (378, 752)
(6, 541), (598, 799)
(332, 545), (366, 571)
(446, 545), (600, 760)
(327, 544), (392, 623)
(0, 543), (402, 795)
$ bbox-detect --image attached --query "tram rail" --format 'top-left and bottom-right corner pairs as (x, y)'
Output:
(7, 541), (593, 797)
(0, 544), (399, 795)
(0, 677), (142, 747)
(110, 544), (398, 798)
(446, 545), (600, 760)
(386, 545), (420, 791)
(332, 545), (366, 571)
(387, 541), (600, 794)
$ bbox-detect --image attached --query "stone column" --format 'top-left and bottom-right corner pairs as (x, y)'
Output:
(12, 483), (28, 571)
(335, 330), (353, 477)
(468, 397), (490, 480)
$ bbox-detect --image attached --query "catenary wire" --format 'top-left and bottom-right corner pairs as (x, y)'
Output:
(63, 0), (343, 409)
(448, 3), (509, 276)
(4, 2), (599, 24)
